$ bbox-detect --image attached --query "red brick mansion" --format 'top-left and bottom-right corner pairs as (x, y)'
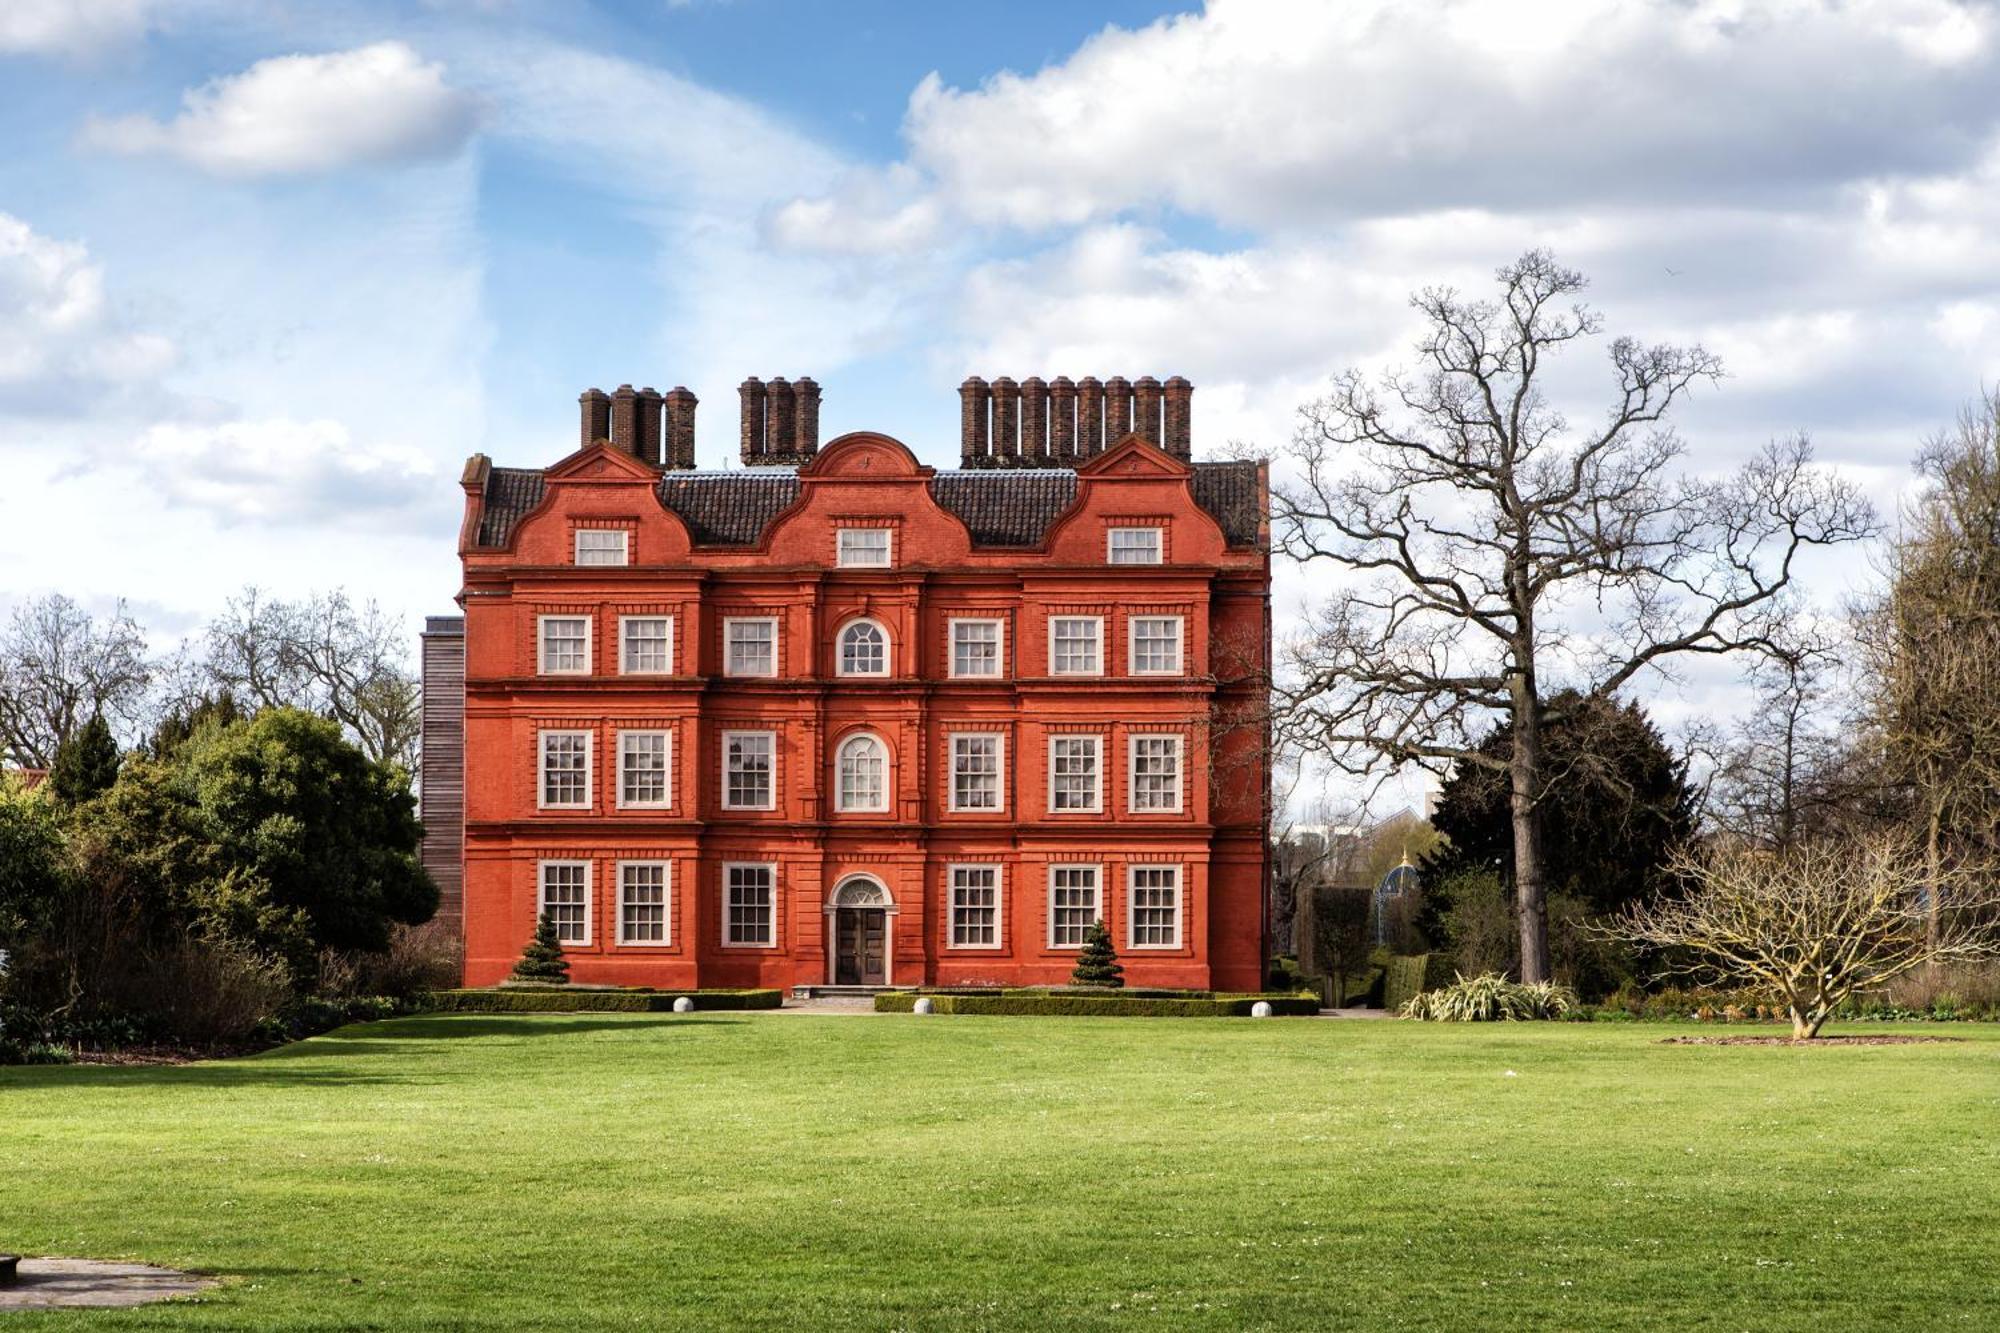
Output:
(420, 375), (1271, 992)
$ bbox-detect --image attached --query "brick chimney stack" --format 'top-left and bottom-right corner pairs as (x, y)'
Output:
(663, 387), (698, 469)
(956, 374), (1194, 468)
(1133, 375), (1163, 447)
(739, 376), (822, 466)
(609, 384), (640, 455)
(579, 388), (610, 452)
(959, 376), (990, 466)
(1162, 376), (1192, 460)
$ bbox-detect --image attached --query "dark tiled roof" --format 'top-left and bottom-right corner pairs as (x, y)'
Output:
(475, 460), (1263, 551)
(1188, 460), (1263, 549)
(477, 467), (546, 546)
(929, 470), (1078, 546)
(658, 472), (801, 545)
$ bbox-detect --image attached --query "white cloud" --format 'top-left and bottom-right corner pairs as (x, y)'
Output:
(788, 0), (2000, 249)
(130, 417), (440, 527)
(82, 41), (482, 178)
(0, 212), (178, 415)
(0, 0), (160, 57)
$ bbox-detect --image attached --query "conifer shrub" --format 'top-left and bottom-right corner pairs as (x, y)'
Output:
(1068, 919), (1124, 989)
(509, 913), (570, 984)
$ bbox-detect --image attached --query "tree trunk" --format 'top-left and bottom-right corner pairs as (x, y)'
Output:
(1510, 692), (1551, 984)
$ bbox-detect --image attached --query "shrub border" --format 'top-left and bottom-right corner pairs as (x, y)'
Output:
(424, 988), (783, 1013)
(875, 991), (1319, 1017)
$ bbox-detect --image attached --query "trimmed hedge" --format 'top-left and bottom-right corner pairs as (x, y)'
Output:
(1382, 954), (1454, 1013)
(876, 991), (1320, 1017)
(425, 988), (783, 1013)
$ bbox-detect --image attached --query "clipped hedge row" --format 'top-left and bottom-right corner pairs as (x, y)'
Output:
(1382, 954), (1455, 1013)
(425, 988), (783, 1013)
(875, 991), (1320, 1017)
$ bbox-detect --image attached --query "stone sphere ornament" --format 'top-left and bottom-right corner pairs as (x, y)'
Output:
(1251, 1001), (1274, 1018)
(913, 997), (936, 1015)
(672, 996), (695, 1013)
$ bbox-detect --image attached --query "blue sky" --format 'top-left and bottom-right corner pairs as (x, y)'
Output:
(4, 0), (2000, 804)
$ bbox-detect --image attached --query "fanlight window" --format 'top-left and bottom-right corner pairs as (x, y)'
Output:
(832, 877), (891, 908)
(837, 733), (888, 811)
(838, 620), (888, 675)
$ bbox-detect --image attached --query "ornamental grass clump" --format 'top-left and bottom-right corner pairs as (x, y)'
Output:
(1402, 972), (1576, 1021)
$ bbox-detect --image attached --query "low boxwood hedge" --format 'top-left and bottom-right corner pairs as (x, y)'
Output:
(425, 988), (783, 1013)
(875, 991), (1320, 1017)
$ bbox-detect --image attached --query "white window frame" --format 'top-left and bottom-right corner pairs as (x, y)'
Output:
(721, 729), (777, 811)
(1048, 615), (1104, 677)
(835, 618), (891, 677)
(947, 864), (1003, 950)
(835, 732), (890, 813)
(538, 860), (592, 946)
(1127, 733), (1184, 814)
(836, 528), (893, 568)
(1107, 527), (1163, 565)
(618, 615), (675, 676)
(1047, 734), (1103, 814)
(574, 528), (631, 566)
(948, 732), (1005, 813)
(722, 861), (777, 948)
(537, 615), (592, 676)
(537, 729), (593, 810)
(723, 616), (779, 678)
(615, 729), (672, 810)
(1047, 864), (1101, 950)
(1127, 865), (1183, 950)
(948, 617), (1005, 679)
(1128, 615), (1185, 676)
(615, 860), (672, 947)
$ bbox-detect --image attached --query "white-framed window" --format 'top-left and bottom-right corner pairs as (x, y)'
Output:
(836, 733), (889, 812)
(538, 615), (590, 675)
(617, 861), (671, 946)
(837, 528), (892, 568)
(1048, 865), (1100, 949)
(538, 860), (591, 945)
(1049, 735), (1102, 813)
(538, 730), (592, 809)
(575, 529), (630, 566)
(949, 618), (1003, 678)
(620, 616), (674, 675)
(837, 619), (889, 676)
(617, 730), (671, 809)
(949, 733), (1004, 812)
(722, 730), (775, 810)
(1108, 527), (1162, 565)
(1049, 616), (1102, 676)
(724, 617), (778, 677)
(1128, 866), (1182, 948)
(724, 862), (776, 947)
(1129, 616), (1184, 675)
(949, 865), (1001, 949)
(1128, 734), (1183, 813)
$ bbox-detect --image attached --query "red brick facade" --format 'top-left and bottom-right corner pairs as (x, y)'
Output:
(448, 385), (1270, 992)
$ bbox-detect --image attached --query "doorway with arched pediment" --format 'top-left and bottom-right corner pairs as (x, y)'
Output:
(827, 875), (895, 985)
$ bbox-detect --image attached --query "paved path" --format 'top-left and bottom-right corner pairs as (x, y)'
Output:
(0, 1258), (216, 1310)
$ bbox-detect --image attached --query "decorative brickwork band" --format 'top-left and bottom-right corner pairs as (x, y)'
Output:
(739, 375), (822, 466)
(956, 374), (1192, 468)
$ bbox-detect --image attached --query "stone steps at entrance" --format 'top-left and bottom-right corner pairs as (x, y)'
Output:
(790, 984), (918, 1000)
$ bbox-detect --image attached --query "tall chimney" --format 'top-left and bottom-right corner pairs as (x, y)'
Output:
(1163, 376), (1192, 459)
(610, 385), (640, 455)
(1050, 376), (1077, 464)
(1077, 377), (1104, 459)
(992, 376), (1020, 464)
(792, 377), (820, 458)
(636, 386), (664, 464)
(579, 388), (611, 451)
(664, 386), (698, 469)
(1104, 376), (1134, 443)
(959, 376), (991, 466)
(738, 378), (766, 464)
(1021, 376), (1049, 465)
(1133, 376), (1163, 447)
(765, 377), (794, 463)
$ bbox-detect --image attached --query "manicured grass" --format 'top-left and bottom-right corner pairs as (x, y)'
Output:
(3, 1015), (1997, 1330)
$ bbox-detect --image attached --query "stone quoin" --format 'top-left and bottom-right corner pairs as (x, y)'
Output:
(422, 375), (1272, 991)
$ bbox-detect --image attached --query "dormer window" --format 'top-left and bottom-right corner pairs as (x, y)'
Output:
(837, 529), (892, 568)
(575, 529), (629, 566)
(1108, 527), (1162, 565)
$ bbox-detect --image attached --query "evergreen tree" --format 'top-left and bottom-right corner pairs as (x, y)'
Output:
(47, 712), (120, 805)
(510, 912), (570, 984)
(1068, 919), (1124, 989)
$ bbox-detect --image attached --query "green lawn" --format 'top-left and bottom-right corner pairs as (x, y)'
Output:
(3, 1014), (1997, 1331)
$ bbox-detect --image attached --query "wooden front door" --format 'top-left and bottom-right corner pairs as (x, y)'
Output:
(835, 908), (886, 985)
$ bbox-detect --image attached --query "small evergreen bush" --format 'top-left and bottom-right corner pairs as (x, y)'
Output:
(510, 913), (570, 984)
(1068, 920), (1124, 989)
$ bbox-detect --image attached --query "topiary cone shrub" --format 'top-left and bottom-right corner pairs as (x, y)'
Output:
(1069, 919), (1125, 989)
(510, 912), (570, 985)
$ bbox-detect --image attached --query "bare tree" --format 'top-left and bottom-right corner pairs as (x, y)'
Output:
(1703, 616), (1855, 849)
(1606, 836), (2000, 1038)
(1274, 252), (1877, 982)
(199, 588), (421, 771)
(0, 596), (152, 768)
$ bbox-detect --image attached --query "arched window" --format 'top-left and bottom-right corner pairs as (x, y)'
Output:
(838, 619), (889, 676)
(837, 733), (888, 812)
